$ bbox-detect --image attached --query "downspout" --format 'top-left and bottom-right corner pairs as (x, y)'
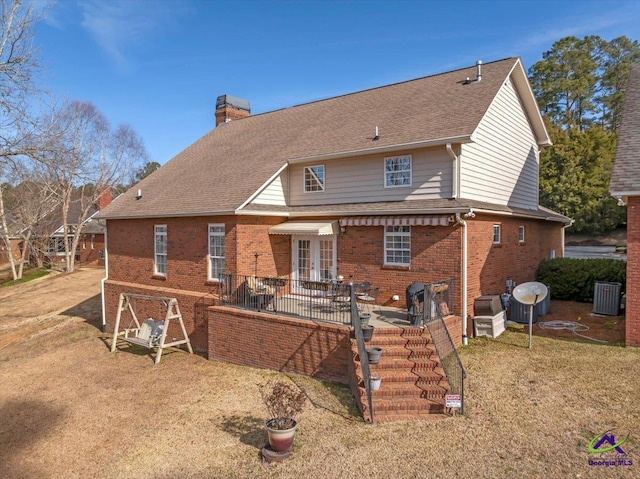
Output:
(446, 143), (459, 199)
(100, 219), (108, 333)
(561, 220), (575, 258)
(455, 212), (470, 346)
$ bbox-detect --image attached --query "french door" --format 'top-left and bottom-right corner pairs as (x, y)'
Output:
(292, 235), (336, 285)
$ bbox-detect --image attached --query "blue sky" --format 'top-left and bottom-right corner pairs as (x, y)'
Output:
(33, 0), (640, 165)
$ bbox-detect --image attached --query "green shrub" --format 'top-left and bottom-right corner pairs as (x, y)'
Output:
(537, 258), (626, 302)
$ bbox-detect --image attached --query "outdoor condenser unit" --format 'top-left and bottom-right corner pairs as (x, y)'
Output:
(593, 282), (622, 316)
(509, 295), (539, 324)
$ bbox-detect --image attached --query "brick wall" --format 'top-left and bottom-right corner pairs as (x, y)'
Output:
(208, 306), (352, 383)
(104, 280), (215, 353)
(626, 196), (639, 347)
(105, 213), (563, 350)
(466, 214), (563, 335)
(78, 233), (105, 264)
(337, 224), (462, 310)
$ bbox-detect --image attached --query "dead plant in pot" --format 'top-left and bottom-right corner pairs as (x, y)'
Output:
(259, 378), (307, 452)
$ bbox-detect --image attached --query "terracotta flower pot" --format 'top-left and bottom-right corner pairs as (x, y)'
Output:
(265, 418), (297, 452)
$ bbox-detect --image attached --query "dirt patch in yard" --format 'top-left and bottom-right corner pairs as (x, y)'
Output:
(508, 300), (626, 345)
(1, 269), (638, 479)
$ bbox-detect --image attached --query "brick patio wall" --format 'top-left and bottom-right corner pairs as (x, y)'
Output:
(104, 280), (215, 353)
(626, 196), (639, 347)
(208, 306), (352, 383)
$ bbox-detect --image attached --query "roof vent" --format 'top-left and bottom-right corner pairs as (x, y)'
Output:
(464, 60), (482, 85)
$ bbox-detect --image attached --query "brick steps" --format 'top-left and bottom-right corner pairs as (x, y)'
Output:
(350, 328), (452, 422)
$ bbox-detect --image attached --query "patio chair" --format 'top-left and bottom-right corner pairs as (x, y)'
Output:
(245, 276), (275, 310)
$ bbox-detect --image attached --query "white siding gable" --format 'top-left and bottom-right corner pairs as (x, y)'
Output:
(289, 147), (453, 206)
(460, 76), (539, 210)
(251, 172), (288, 206)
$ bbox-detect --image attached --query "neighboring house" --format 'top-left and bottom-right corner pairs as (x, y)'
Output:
(610, 63), (640, 348)
(98, 57), (569, 362)
(46, 206), (106, 266)
(1, 189), (111, 268)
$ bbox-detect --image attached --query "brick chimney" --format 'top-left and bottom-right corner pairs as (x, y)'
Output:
(97, 187), (112, 210)
(215, 95), (250, 126)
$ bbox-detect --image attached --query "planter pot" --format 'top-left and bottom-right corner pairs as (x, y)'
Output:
(359, 313), (371, 325)
(265, 418), (297, 452)
(361, 324), (374, 342)
(365, 346), (383, 364)
(370, 376), (382, 391)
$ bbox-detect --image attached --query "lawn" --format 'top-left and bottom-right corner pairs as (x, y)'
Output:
(0, 269), (638, 478)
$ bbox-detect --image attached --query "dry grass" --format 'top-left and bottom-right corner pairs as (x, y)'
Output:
(1, 269), (638, 478)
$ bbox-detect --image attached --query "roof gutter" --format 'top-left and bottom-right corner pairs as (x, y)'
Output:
(289, 207), (472, 217)
(288, 135), (474, 164)
(96, 210), (238, 220)
(469, 207), (571, 224)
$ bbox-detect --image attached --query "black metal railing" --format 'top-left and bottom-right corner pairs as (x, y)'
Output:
(349, 286), (374, 423)
(423, 281), (466, 414)
(218, 273), (353, 324)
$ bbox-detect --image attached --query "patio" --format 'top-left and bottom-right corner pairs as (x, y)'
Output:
(218, 273), (456, 329)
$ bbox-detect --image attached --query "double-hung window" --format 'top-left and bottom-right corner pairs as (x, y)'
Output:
(208, 224), (225, 280)
(154, 225), (167, 276)
(518, 226), (525, 243)
(384, 155), (412, 187)
(493, 225), (501, 244)
(304, 165), (325, 192)
(384, 226), (411, 266)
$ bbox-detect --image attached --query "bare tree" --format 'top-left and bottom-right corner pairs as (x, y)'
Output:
(42, 101), (147, 272)
(0, 0), (48, 279)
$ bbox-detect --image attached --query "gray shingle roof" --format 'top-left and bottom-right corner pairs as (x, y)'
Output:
(611, 63), (640, 196)
(99, 58), (533, 219)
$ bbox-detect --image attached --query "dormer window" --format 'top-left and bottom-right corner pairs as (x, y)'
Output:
(304, 165), (325, 192)
(385, 155), (412, 187)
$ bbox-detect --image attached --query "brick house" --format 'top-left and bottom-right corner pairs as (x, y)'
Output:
(610, 63), (640, 347)
(44, 191), (111, 266)
(98, 57), (569, 361)
(1, 189), (110, 268)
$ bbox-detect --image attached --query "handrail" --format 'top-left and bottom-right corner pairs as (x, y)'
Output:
(350, 284), (374, 423)
(424, 283), (467, 414)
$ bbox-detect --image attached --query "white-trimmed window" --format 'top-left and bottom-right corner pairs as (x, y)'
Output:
(154, 225), (167, 276)
(384, 155), (412, 187)
(518, 226), (525, 243)
(304, 165), (325, 192)
(47, 236), (72, 256)
(492, 225), (501, 244)
(384, 225), (411, 265)
(208, 224), (225, 280)
(91, 234), (95, 250)
(82, 235), (86, 250)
